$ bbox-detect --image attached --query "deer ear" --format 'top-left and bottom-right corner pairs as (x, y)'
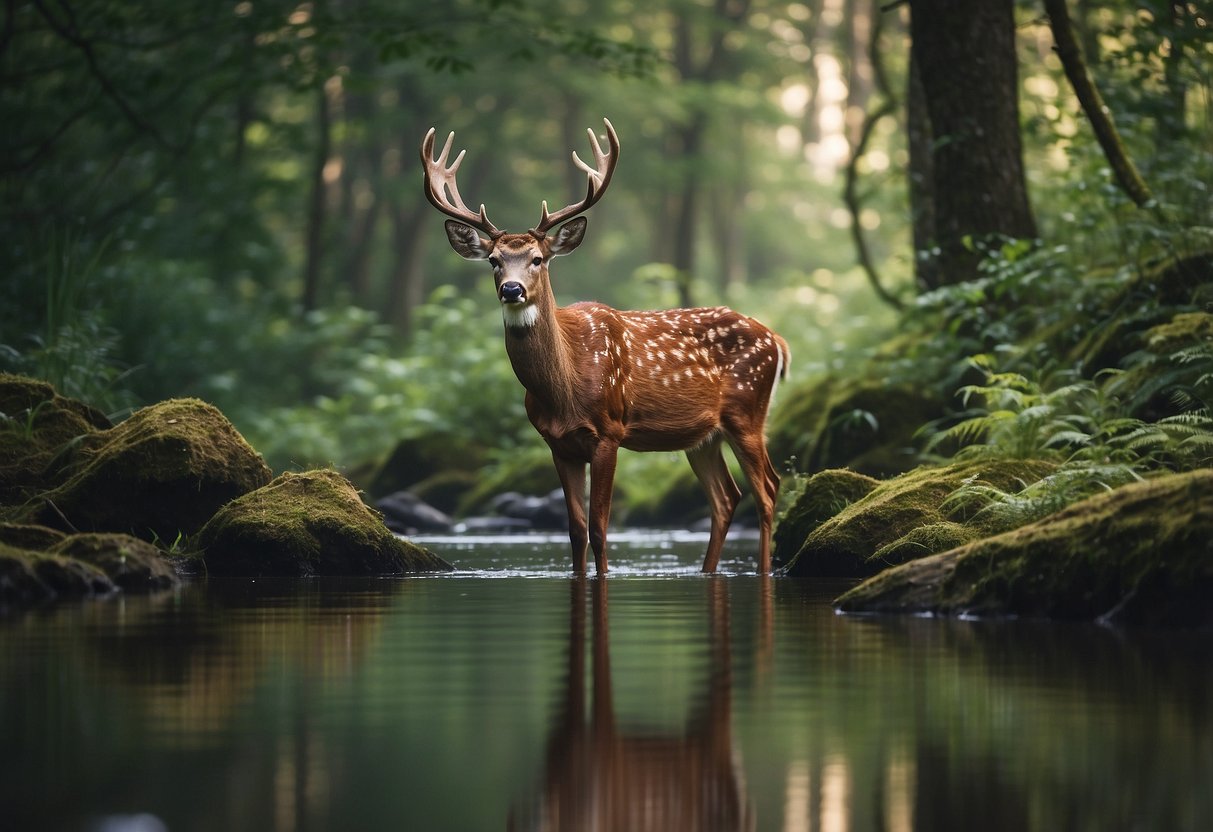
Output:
(549, 217), (587, 257)
(445, 220), (492, 260)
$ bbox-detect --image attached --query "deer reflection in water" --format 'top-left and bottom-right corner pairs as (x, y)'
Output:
(510, 578), (757, 832)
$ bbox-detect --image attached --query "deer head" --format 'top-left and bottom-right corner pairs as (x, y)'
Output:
(420, 120), (618, 327)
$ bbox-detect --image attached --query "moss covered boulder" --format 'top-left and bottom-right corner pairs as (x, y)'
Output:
(0, 522), (67, 551)
(23, 398), (271, 540)
(52, 533), (179, 591)
(365, 431), (490, 500)
(837, 469), (1213, 628)
(198, 469), (453, 577)
(0, 373), (111, 503)
(769, 375), (943, 477)
(0, 541), (115, 605)
(772, 469), (878, 565)
(784, 459), (1055, 577)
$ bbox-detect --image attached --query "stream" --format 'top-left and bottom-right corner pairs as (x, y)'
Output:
(1, 531), (1210, 831)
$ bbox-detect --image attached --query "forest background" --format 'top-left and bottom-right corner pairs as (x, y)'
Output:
(2, 0), (1210, 524)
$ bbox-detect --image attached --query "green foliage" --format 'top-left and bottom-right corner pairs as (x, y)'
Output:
(0, 231), (135, 415)
(240, 287), (529, 472)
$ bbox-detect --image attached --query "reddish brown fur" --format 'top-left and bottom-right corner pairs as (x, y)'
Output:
(423, 122), (788, 574)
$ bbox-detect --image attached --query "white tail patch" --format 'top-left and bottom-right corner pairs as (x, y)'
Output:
(769, 342), (789, 406)
(502, 302), (541, 328)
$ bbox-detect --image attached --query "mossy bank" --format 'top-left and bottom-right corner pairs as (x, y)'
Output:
(1, 374), (450, 609)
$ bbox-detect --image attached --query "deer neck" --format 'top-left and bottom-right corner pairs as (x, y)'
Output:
(502, 284), (580, 415)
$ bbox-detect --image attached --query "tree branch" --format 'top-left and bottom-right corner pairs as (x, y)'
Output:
(33, 0), (177, 151)
(1044, 0), (1154, 208)
(844, 0), (903, 310)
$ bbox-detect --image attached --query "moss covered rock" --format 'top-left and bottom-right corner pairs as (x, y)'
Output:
(784, 459), (1055, 577)
(0, 522), (67, 551)
(51, 533), (179, 591)
(198, 469), (453, 577)
(837, 469), (1213, 628)
(365, 431), (490, 499)
(772, 468), (878, 565)
(0, 541), (115, 605)
(23, 398), (271, 540)
(1068, 253), (1213, 372)
(769, 375), (943, 478)
(0, 373), (111, 503)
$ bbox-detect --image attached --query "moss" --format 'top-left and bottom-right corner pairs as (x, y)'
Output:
(198, 469), (453, 577)
(1144, 311), (1213, 353)
(784, 458), (1055, 577)
(0, 522), (67, 551)
(769, 374), (943, 477)
(838, 469), (1213, 628)
(0, 373), (111, 504)
(51, 533), (179, 591)
(772, 468), (878, 564)
(869, 521), (978, 567)
(1068, 253), (1213, 371)
(0, 541), (114, 606)
(22, 398), (271, 540)
(365, 431), (490, 498)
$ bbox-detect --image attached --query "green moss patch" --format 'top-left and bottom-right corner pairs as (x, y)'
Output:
(837, 468), (1213, 628)
(365, 431), (489, 499)
(769, 374), (942, 477)
(772, 468), (878, 564)
(0, 541), (115, 606)
(784, 458), (1055, 577)
(24, 398), (271, 540)
(198, 469), (453, 577)
(51, 533), (179, 591)
(0, 373), (111, 504)
(0, 522), (67, 551)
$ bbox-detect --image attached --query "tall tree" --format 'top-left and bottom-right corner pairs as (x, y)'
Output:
(908, 0), (1037, 287)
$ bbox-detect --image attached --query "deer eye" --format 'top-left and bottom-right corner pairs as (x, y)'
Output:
(532, 257), (543, 267)
(488, 257), (501, 269)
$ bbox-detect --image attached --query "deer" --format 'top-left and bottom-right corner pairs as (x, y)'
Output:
(421, 118), (789, 575)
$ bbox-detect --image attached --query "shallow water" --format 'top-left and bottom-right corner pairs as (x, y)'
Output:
(1, 531), (1210, 831)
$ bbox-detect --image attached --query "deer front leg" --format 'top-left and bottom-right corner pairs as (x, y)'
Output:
(551, 452), (589, 573)
(588, 440), (619, 576)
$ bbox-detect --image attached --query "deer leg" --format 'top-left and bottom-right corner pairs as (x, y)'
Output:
(552, 452), (589, 573)
(588, 440), (619, 576)
(686, 436), (742, 574)
(724, 430), (780, 574)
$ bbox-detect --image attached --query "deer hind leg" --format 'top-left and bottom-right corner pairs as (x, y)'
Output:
(588, 440), (620, 576)
(724, 429), (780, 574)
(552, 452), (589, 573)
(686, 435), (742, 574)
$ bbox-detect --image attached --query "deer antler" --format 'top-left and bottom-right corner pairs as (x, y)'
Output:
(531, 118), (620, 237)
(421, 128), (503, 239)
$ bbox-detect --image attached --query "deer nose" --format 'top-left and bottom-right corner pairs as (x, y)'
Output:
(499, 281), (525, 303)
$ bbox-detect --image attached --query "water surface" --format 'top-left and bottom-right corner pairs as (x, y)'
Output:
(1, 531), (1209, 831)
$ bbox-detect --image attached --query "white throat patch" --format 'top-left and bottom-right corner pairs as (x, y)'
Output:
(502, 302), (540, 328)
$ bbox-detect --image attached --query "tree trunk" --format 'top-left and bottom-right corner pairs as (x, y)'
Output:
(386, 198), (429, 338)
(909, 0), (1037, 286)
(302, 80), (332, 312)
(906, 50), (939, 291)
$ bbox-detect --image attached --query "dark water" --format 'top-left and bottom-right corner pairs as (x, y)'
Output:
(1, 531), (1210, 832)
